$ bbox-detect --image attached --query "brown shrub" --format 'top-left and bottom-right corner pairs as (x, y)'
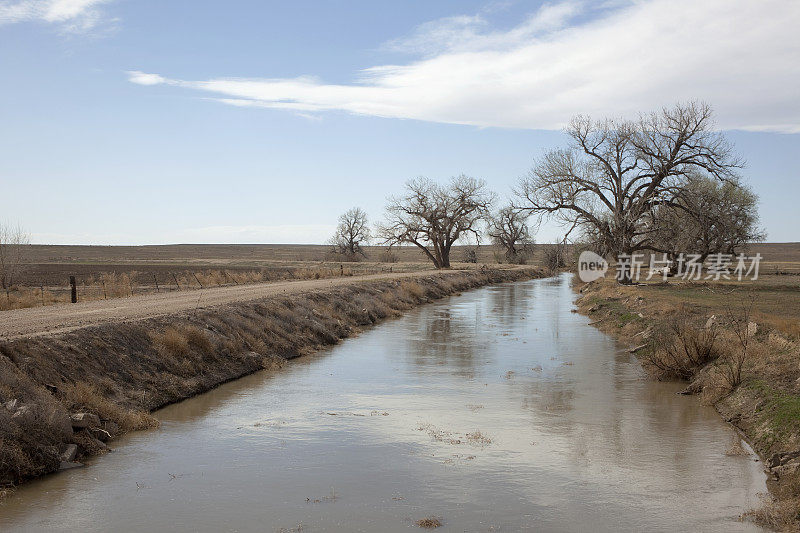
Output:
(181, 325), (213, 353)
(99, 272), (135, 298)
(644, 315), (719, 380)
(151, 327), (190, 357)
(400, 281), (425, 300)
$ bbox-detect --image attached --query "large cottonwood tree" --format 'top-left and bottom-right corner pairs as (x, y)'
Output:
(517, 102), (743, 282)
(648, 174), (764, 263)
(379, 176), (494, 269)
(330, 207), (371, 260)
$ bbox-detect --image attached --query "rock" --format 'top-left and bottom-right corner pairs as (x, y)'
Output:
(70, 412), (101, 429)
(767, 450), (800, 469)
(59, 444), (78, 462)
(747, 321), (758, 337)
(774, 460), (800, 479)
(59, 461), (83, 471)
(705, 315), (718, 330)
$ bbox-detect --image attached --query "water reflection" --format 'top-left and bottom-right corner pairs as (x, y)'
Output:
(0, 274), (766, 532)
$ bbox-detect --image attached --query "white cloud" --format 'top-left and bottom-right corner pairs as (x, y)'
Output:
(127, 70), (168, 86)
(383, 1), (581, 55)
(0, 0), (112, 31)
(128, 0), (800, 133)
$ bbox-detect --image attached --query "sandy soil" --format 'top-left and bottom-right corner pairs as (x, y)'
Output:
(0, 270), (469, 340)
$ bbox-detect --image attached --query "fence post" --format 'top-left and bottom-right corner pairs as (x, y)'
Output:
(154, 274), (160, 293)
(70, 276), (77, 303)
(40, 284), (45, 306)
(171, 272), (181, 291)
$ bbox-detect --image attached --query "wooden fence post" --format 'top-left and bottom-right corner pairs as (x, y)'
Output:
(154, 274), (160, 293)
(70, 276), (77, 303)
(171, 272), (181, 291)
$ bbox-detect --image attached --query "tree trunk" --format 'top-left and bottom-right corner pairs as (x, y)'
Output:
(440, 249), (451, 269)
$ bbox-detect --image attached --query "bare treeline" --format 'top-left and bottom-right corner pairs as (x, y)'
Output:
(336, 102), (761, 277)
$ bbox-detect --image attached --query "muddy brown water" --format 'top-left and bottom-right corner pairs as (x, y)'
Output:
(0, 274), (767, 532)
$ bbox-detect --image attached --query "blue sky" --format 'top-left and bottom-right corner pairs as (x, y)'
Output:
(1, 0), (798, 245)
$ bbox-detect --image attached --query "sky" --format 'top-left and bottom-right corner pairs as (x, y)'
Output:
(1, 0), (799, 245)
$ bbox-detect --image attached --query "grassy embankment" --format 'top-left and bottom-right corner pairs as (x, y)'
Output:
(0, 267), (541, 497)
(576, 274), (800, 531)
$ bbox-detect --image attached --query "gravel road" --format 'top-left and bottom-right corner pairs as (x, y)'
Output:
(0, 270), (452, 340)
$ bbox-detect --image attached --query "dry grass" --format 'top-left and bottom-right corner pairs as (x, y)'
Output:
(763, 315), (800, 340)
(743, 495), (800, 532)
(0, 287), (60, 311)
(60, 382), (158, 433)
(151, 327), (190, 357)
(97, 272), (135, 298)
(400, 280), (426, 300)
(416, 516), (443, 529)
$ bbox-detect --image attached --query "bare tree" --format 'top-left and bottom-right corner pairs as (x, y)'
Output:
(648, 174), (765, 265)
(516, 102), (743, 283)
(330, 207), (371, 260)
(0, 223), (30, 290)
(487, 207), (534, 263)
(378, 176), (494, 269)
(542, 239), (569, 273)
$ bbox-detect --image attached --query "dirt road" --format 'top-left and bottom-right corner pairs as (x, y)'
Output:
(0, 270), (467, 340)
